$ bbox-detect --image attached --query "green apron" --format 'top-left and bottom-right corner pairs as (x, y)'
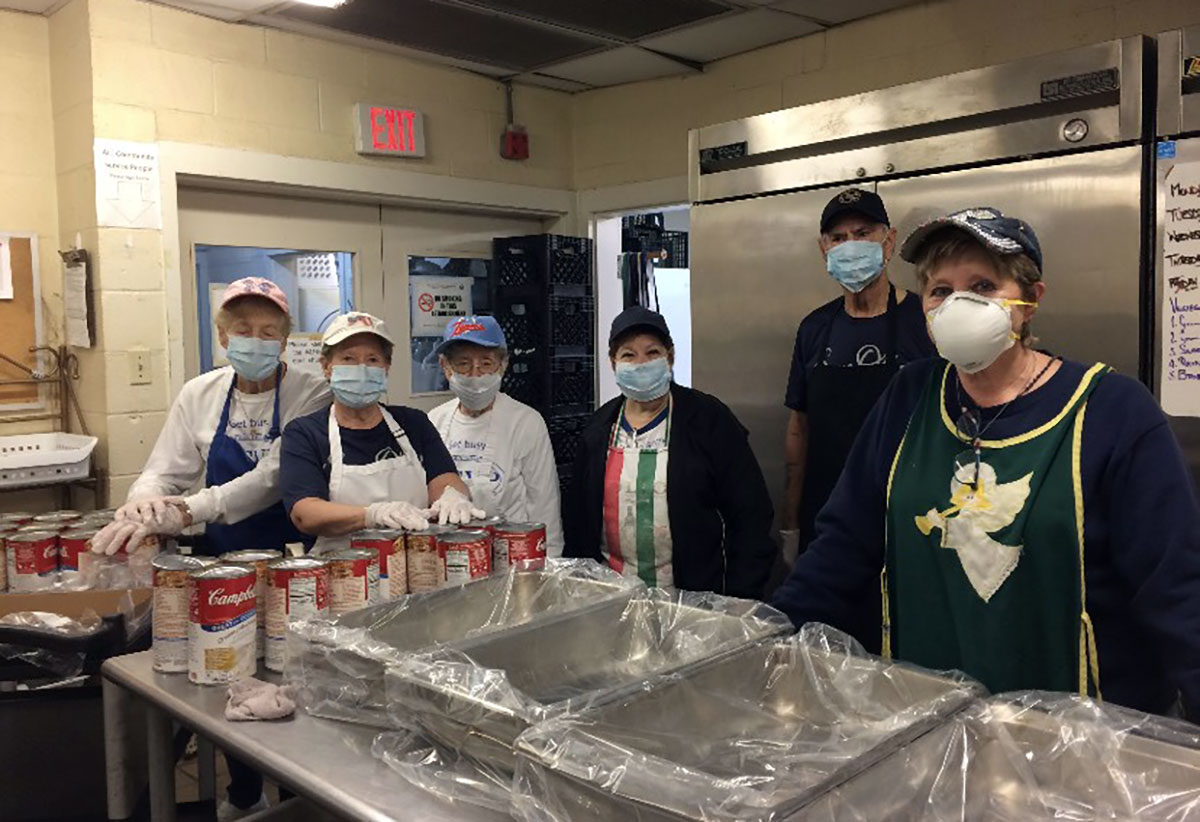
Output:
(883, 362), (1109, 698)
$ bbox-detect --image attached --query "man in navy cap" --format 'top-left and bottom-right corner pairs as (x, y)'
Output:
(781, 188), (935, 565)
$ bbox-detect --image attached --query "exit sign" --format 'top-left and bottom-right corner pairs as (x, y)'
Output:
(355, 103), (427, 157)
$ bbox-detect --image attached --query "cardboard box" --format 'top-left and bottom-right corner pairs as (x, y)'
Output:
(0, 588), (152, 669)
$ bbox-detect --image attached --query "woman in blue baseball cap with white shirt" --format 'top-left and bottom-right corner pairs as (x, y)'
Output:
(427, 316), (563, 554)
(773, 207), (1200, 720)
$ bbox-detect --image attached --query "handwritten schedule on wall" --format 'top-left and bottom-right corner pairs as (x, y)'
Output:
(1162, 161), (1200, 417)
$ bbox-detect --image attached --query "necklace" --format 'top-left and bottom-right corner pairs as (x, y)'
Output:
(955, 352), (1058, 445)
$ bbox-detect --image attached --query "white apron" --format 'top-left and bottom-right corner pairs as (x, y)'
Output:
(435, 404), (501, 518)
(312, 405), (427, 554)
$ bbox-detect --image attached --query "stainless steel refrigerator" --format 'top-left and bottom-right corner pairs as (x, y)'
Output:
(688, 36), (1159, 524)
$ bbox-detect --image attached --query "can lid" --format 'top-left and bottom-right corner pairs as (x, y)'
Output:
(32, 511), (82, 521)
(325, 548), (374, 561)
(351, 529), (403, 540)
(496, 521), (547, 533)
(269, 556), (328, 571)
(191, 564), (256, 580)
(152, 554), (209, 571)
(8, 529), (57, 540)
(0, 512), (34, 521)
(218, 549), (284, 562)
(440, 529), (489, 544)
(61, 526), (101, 538)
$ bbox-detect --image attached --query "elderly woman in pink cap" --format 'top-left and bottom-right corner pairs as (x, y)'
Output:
(93, 277), (330, 558)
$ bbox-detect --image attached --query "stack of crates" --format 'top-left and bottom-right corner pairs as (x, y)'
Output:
(492, 234), (595, 493)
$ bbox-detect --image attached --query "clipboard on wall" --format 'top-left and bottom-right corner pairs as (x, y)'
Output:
(0, 232), (43, 407)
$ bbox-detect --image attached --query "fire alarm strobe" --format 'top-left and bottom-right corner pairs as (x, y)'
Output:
(501, 124), (529, 161)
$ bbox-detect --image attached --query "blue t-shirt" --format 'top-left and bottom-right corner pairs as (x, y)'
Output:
(280, 404), (457, 513)
(784, 290), (935, 412)
(772, 357), (1200, 717)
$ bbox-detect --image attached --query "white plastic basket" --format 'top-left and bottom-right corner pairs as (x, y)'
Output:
(0, 433), (98, 489)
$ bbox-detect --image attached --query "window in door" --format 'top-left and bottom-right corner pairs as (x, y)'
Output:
(409, 255), (493, 394)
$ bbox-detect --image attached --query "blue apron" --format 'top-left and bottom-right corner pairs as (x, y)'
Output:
(201, 366), (303, 556)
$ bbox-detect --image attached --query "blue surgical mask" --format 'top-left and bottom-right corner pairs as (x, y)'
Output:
(226, 336), (281, 381)
(825, 241), (885, 293)
(330, 364), (388, 409)
(614, 358), (672, 402)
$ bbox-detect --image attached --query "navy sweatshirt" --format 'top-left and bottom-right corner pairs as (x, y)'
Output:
(772, 357), (1200, 717)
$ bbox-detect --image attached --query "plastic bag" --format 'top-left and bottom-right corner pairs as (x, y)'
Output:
(795, 691), (1200, 821)
(385, 589), (793, 779)
(510, 623), (984, 822)
(284, 559), (644, 726)
(0, 609), (103, 678)
(371, 729), (515, 814)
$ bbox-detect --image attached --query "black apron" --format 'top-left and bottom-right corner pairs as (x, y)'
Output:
(797, 286), (901, 553)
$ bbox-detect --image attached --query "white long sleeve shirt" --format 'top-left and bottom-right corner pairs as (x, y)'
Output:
(127, 366), (331, 525)
(428, 393), (564, 556)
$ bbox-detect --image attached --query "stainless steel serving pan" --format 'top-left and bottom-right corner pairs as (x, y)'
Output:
(285, 563), (640, 726)
(385, 594), (791, 773)
(512, 635), (983, 821)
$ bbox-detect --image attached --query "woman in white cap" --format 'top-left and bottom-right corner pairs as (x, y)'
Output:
(281, 311), (482, 551)
(92, 276), (330, 557)
(427, 316), (563, 554)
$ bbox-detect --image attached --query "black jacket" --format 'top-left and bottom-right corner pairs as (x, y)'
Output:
(563, 384), (777, 599)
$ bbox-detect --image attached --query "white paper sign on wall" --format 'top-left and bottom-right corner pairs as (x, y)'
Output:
(286, 334), (325, 377)
(410, 275), (473, 337)
(94, 138), (163, 230)
(1160, 159), (1200, 417)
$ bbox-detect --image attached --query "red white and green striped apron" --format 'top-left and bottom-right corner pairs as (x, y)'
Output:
(600, 400), (673, 588)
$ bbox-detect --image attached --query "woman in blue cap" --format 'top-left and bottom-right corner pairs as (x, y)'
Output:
(563, 307), (777, 599)
(773, 207), (1200, 720)
(428, 316), (564, 553)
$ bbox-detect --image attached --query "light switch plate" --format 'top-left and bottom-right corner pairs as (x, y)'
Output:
(128, 350), (151, 385)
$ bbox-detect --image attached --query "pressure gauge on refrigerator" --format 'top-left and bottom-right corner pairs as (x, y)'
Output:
(1062, 118), (1089, 143)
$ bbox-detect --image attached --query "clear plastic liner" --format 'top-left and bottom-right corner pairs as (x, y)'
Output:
(0, 609), (102, 677)
(384, 589), (793, 775)
(510, 623), (985, 822)
(285, 559), (644, 726)
(794, 691), (1200, 822)
(371, 729), (516, 814)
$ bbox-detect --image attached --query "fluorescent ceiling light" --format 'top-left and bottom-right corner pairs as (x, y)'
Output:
(292, 0), (347, 8)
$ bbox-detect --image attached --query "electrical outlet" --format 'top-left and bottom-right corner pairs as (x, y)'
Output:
(128, 350), (151, 385)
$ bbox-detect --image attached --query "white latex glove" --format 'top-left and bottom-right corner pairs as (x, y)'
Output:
(225, 677), (296, 721)
(91, 504), (186, 555)
(115, 496), (175, 523)
(780, 529), (801, 567)
(425, 486), (485, 526)
(365, 501), (429, 532)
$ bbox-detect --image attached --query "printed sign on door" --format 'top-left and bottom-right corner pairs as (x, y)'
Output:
(410, 275), (472, 336)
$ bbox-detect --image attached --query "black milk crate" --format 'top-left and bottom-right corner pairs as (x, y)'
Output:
(502, 357), (544, 408)
(496, 297), (542, 356)
(660, 230), (689, 268)
(548, 413), (590, 467)
(547, 294), (594, 353)
(549, 356), (594, 413)
(494, 234), (593, 288)
(497, 292), (595, 358)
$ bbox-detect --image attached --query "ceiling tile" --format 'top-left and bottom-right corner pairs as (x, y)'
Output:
(639, 8), (823, 63)
(275, 0), (606, 71)
(513, 72), (595, 93)
(155, 0), (277, 22)
(540, 46), (691, 86)
(459, 0), (734, 41)
(768, 0), (913, 25)
(0, 0), (66, 12)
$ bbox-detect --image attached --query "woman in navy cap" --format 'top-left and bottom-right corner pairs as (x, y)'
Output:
(563, 307), (777, 599)
(773, 207), (1200, 719)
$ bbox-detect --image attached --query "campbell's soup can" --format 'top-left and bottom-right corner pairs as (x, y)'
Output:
(265, 557), (330, 672)
(493, 522), (548, 573)
(441, 529), (491, 587)
(326, 548), (378, 615)
(0, 528), (13, 592)
(7, 530), (59, 592)
(406, 526), (450, 593)
(188, 565), (256, 685)
(0, 512), (34, 527)
(31, 510), (82, 530)
(218, 550), (282, 659)
(58, 526), (98, 575)
(462, 516), (503, 538)
(152, 554), (209, 673)
(350, 529), (407, 600)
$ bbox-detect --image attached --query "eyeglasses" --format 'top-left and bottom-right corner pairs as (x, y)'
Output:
(954, 409), (982, 491)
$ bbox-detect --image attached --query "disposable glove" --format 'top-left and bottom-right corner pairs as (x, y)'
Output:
(780, 529), (801, 566)
(425, 486), (485, 526)
(91, 503), (186, 555)
(225, 677), (296, 721)
(365, 501), (429, 532)
(114, 496), (174, 523)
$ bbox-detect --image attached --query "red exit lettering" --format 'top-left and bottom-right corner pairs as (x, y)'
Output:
(370, 107), (416, 154)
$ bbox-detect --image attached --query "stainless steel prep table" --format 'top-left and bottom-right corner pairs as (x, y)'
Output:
(101, 651), (508, 822)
